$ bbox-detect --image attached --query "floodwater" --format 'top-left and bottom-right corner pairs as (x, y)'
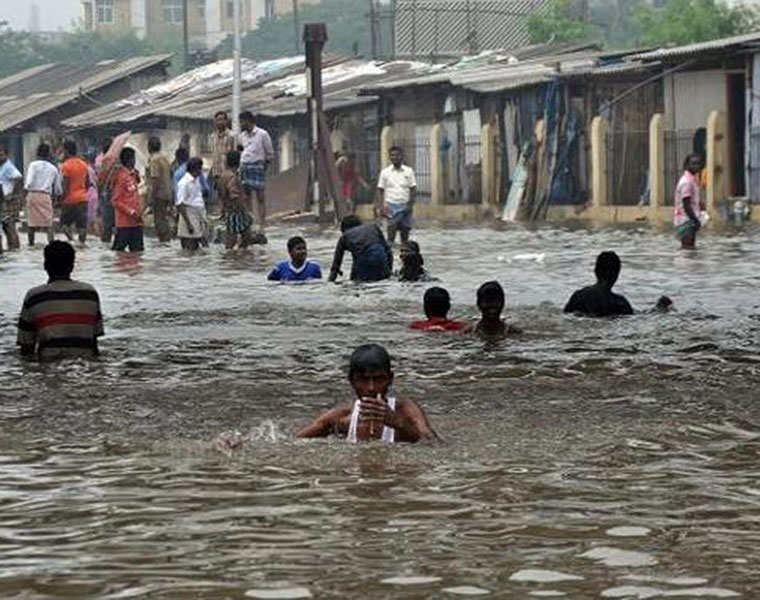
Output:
(1, 224), (760, 599)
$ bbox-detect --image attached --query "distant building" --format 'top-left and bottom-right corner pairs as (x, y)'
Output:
(82, 0), (323, 49)
(394, 0), (551, 58)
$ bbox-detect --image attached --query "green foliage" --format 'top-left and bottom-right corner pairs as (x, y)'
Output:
(635, 0), (760, 47)
(527, 0), (760, 49)
(0, 23), (185, 80)
(217, 0), (368, 60)
(526, 0), (600, 45)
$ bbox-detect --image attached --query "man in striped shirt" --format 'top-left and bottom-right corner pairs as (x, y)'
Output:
(17, 241), (104, 359)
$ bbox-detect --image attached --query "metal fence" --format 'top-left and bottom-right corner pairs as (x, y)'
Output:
(605, 129), (649, 206)
(663, 129), (697, 206)
(412, 137), (432, 201)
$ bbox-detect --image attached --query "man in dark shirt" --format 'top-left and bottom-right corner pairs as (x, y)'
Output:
(328, 215), (393, 282)
(564, 251), (634, 317)
(17, 241), (104, 359)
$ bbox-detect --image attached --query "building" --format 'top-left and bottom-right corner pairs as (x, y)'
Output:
(82, 0), (323, 49)
(394, 0), (551, 58)
(0, 54), (171, 173)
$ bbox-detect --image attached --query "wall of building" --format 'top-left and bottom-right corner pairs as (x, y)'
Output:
(84, 0), (134, 35)
(146, 0), (208, 48)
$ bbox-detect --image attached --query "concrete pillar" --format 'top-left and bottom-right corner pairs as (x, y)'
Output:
(430, 123), (444, 206)
(380, 125), (394, 169)
(590, 116), (608, 209)
(481, 122), (496, 205)
(706, 110), (728, 219)
(649, 113), (665, 223)
(279, 129), (294, 172)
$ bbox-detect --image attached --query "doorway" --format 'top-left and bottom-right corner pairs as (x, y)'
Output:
(727, 72), (747, 196)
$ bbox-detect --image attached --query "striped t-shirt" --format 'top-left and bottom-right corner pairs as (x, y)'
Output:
(17, 279), (104, 359)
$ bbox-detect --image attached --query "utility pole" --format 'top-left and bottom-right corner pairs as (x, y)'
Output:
(369, 0), (377, 60)
(232, 0), (242, 136)
(304, 23), (327, 217)
(182, 0), (190, 71)
(293, 0), (300, 54)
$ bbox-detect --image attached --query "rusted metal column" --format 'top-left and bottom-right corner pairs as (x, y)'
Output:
(303, 23), (328, 217)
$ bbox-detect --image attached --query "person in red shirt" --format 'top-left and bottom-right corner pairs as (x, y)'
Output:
(110, 147), (144, 253)
(410, 287), (467, 333)
(59, 140), (91, 246)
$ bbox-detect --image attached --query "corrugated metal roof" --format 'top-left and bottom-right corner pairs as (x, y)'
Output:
(395, 0), (551, 57)
(628, 30), (760, 61)
(362, 49), (622, 94)
(0, 54), (172, 132)
(63, 57), (431, 128)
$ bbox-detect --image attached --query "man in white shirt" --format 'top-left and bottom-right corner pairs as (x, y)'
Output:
(376, 146), (417, 246)
(176, 157), (207, 252)
(0, 146), (23, 250)
(237, 111), (274, 239)
(25, 143), (62, 247)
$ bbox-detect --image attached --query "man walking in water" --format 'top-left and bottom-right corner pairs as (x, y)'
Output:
(564, 251), (634, 317)
(111, 148), (144, 253)
(238, 111), (274, 240)
(674, 153), (705, 250)
(0, 146), (23, 250)
(145, 137), (173, 243)
(328, 215), (393, 282)
(376, 146), (416, 246)
(296, 344), (436, 443)
(60, 140), (91, 246)
(17, 241), (104, 360)
(176, 157), (207, 252)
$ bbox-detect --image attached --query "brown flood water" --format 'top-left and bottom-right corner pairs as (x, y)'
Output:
(1, 224), (760, 599)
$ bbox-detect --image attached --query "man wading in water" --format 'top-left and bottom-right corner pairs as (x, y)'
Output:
(674, 153), (705, 250)
(296, 344), (436, 443)
(467, 281), (522, 341)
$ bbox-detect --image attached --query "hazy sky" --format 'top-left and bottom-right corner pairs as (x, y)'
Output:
(1, 0), (82, 31)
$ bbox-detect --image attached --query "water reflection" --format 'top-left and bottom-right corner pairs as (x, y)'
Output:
(1, 225), (760, 597)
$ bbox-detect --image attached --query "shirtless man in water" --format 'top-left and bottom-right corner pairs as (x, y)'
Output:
(296, 344), (436, 443)
(468, 281), (522, 341)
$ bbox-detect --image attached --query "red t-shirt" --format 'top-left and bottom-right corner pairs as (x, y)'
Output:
(410, 317), (468, 332)
(111, 167), (142, 228)
(60, 157), (89, 204)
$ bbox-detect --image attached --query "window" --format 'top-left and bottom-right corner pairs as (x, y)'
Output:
(198, 0), (205, 18)
(226, 1), (234, 19)
(95, 0), (114, 25)
(162, 0), (184, 25)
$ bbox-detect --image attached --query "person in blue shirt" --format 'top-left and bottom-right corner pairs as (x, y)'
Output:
(268, 236), (323, 282)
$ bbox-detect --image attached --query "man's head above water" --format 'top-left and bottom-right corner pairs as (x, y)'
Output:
(287, 236), (308, 268)
(595, 251), (622, 287)
(44, 241), (75, 280)
(424, 286), (451, 319)
(348, 343), (394, 399)
(477, 281), (505, 322)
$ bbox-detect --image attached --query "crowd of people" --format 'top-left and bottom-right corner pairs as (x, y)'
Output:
(4, 110), (703, 446)
(0, 111), (276, 255)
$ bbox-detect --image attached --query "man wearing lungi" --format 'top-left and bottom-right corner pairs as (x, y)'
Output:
(237, 111), (274, 241)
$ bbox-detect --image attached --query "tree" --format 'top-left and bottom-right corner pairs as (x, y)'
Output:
(527, 0), (760, 49)
(217, 0), (369, 61)
(526, 0), (600, 45)
(635, 0), (760, 47)
(0, 23), (186, 80)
